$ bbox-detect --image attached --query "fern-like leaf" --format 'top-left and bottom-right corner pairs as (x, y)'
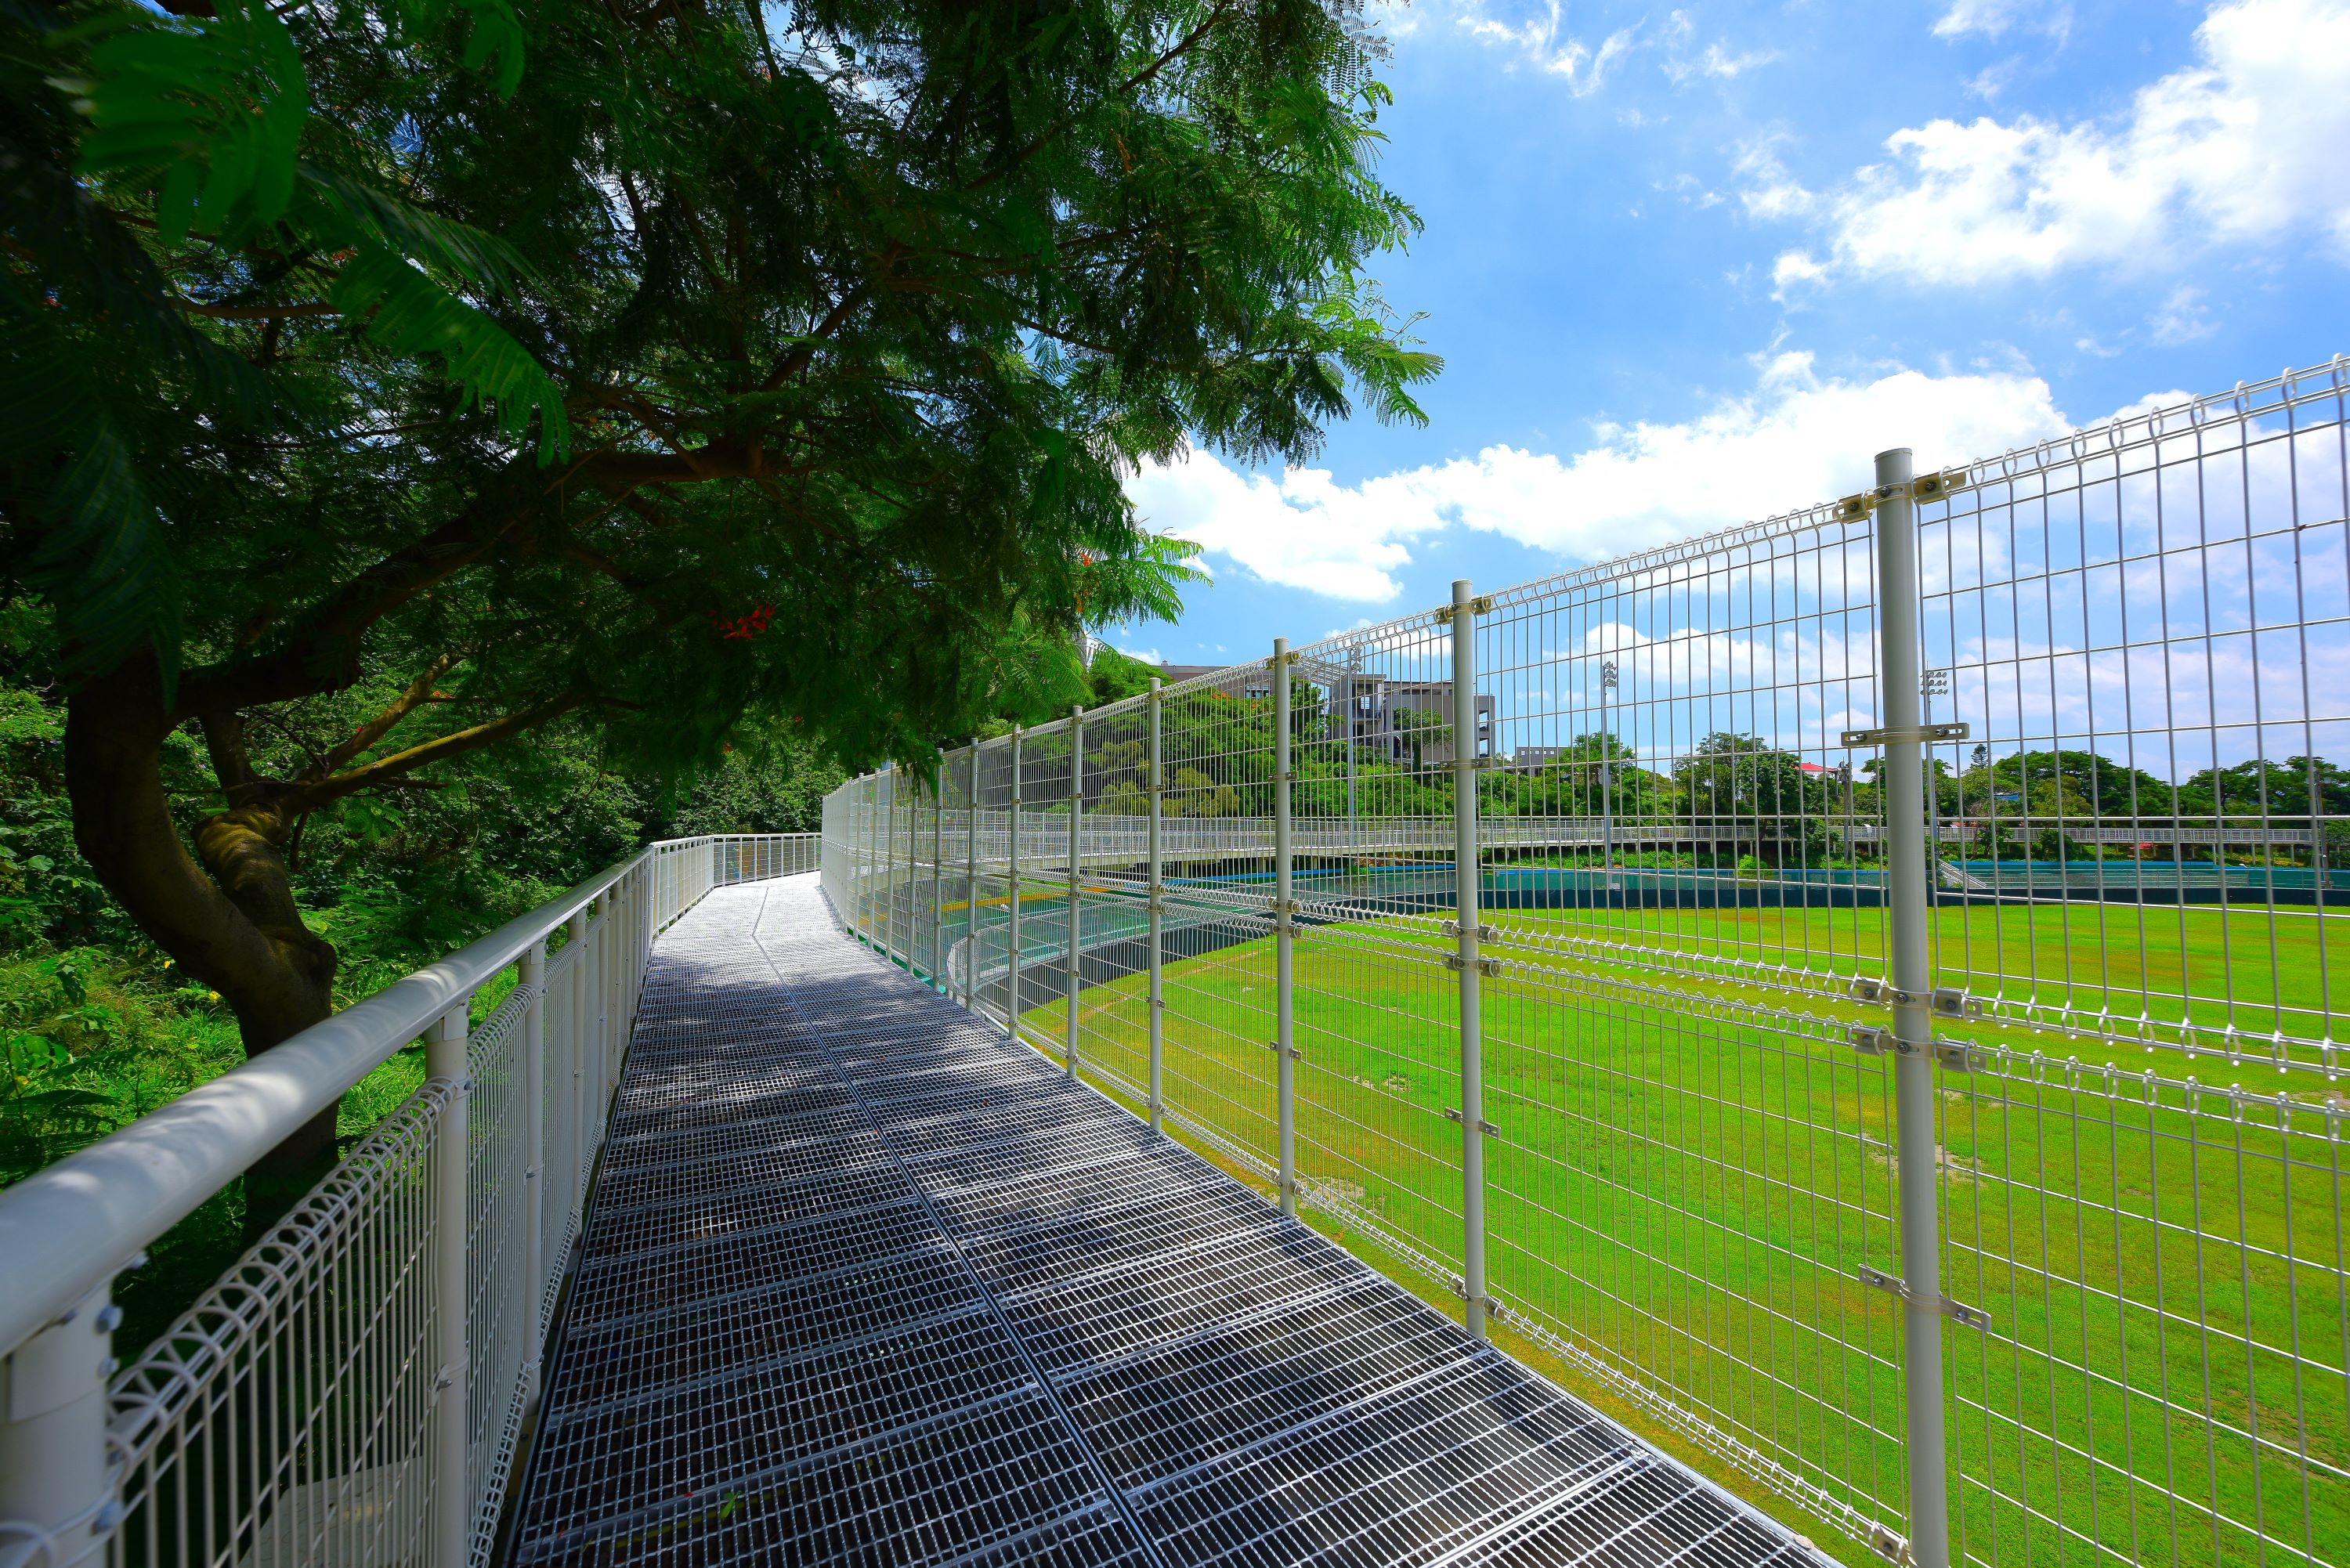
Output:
(330, 247), (569, 458)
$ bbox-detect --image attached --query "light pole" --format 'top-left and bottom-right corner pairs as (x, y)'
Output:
(1600, 659), (1618, 895)
(1345, 643), (1361, 858)
(1922, 666), (1950, 887)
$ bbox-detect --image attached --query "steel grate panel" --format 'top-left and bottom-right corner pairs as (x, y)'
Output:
(1003, 1233), (1376, 1377)
(506, 878), (1815, 1568)
(953, 1187), (1289, 1295)
(595, 1117), (888, 1183)
(589, 1131), (895, 1212)
(577, 1161), (914, 1245)
(553, 1243), (983, 1402)
(1061, 1292), (1484, 1491)
(928, 1156), (1236, 1238)
(562, 1198), (938, 1324)
(522, 1310), (1036, 1537)
(606, 1080), (859, 1139)
(904, 1119), (1191, 1191)
(519, 1393), (1126, 1566)
(1136, 1359), (1634, 1565)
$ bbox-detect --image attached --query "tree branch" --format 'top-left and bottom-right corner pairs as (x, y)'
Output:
(321, 653), (459, 775)
(298, 694), (586, 807)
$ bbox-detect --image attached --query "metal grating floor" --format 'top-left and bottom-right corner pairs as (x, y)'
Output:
(506, 878), (1822, 1567)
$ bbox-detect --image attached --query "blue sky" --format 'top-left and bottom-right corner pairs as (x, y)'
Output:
(1108, 0), (2350, 666)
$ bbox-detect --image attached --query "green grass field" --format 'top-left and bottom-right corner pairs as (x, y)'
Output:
(1007, 898), (2348, 1568)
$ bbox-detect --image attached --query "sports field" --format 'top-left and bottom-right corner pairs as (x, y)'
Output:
(1010, 896), (2348, 1568)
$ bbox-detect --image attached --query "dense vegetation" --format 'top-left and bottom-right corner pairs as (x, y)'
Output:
(3, 0), (1430, 1209)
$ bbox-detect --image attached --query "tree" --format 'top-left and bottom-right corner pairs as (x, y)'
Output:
(1674, 733), (1824, 865)
(3, 0), (1435, 1194)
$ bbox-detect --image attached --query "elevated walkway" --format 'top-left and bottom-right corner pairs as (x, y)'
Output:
(506, 876), (1817, 1566)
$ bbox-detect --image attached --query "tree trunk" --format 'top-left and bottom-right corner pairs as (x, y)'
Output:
(65, 656), (342, 1231)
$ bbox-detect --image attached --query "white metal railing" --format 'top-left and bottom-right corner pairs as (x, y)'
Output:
(0, 833), (818, 1568)
(826, 357), (2350, 1568)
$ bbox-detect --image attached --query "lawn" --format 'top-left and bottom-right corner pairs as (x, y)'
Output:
(1004, 894), (2349, 1568)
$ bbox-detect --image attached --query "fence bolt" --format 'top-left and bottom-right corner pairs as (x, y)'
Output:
(1873, 445), (1952, 1568)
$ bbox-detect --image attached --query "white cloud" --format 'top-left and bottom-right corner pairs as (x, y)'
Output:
(1125, 453), (1434, 602)
(1781, 0), (2350, 287)
(1771, 250), (1828, 293)
(2149, 285), (2214, 343)
(1733, 137), (1815, 221)
(1128, 359), (2073, 600)
(1457, 2), (1640, 93)
(1661, 11), (1779, 84)
(1932, 0), (2072, 42)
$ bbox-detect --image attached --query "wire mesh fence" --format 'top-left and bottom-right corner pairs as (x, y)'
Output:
(823, 358), (2350, 1568)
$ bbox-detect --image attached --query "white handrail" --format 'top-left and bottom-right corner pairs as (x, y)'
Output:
(0, 833), (808, 1357)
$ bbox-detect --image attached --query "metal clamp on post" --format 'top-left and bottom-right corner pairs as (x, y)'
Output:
(1444, 952), (1502, 977)
(1929, 986), (1984, 1021)
(1443, 1107), (1501, 1135)
(1441, 920), (1499, 942)
(1848, 1023), (1916, 1059)
(1842, 721), (1971, 748)
(1431, 595), (1495, 624)
(1859, 1264), (1990, 1331)
(1867, 1524), (1912, 1566)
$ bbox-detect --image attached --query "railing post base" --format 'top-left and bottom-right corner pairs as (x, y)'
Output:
(0, 1282), (118, 1568)
(426, 1005), (472, 1568)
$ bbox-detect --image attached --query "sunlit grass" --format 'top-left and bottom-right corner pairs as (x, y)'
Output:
(1007, 898), (2349, 1568)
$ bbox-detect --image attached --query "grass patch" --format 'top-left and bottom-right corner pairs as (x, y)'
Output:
(1013, 898), (2348, 1568)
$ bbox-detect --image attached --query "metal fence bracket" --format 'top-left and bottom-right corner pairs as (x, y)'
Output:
(1444, 952), (1502, 977)
(1860, 1265), (1990, 1331)
(1841, 721), (1971, 748)
(1444, 1108), (1502, 1134)
(1848, 1024), (1916, 1058)
(1431, 595), (1494, 623)
(1441, 920), (1499, 942)
(1929, 987), (1983, 1021)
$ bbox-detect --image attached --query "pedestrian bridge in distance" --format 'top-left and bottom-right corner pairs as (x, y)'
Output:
(504, 876), (1819, 1567)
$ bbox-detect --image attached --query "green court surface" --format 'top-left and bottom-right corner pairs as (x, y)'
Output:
(1007, 897), (2349, 1568)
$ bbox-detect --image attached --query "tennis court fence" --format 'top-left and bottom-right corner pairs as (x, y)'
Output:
(824, 356), (2350, 1568)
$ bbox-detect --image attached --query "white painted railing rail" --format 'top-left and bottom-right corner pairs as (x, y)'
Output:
(0, 833), (818, 1568)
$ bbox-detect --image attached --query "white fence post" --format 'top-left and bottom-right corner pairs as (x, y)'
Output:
(426, 1003), (472, 1567)
(1008, 726), (1023, 1033)
(567, 910), (589, 1214)
(1874, 446), (1951, 1568)
(1065, 706), (1084, 1077)
(932, 747), (946, 989)
(964, 748), (981, 1007)
(0, 1280), (119, 1568)
(904, 768), (920, 970)
(520, 938), (547, 1406)
(1273, 638), (1296, 1218)
(1147, 678), (1165, 1138)
(1451, 580), (1489, 1343)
